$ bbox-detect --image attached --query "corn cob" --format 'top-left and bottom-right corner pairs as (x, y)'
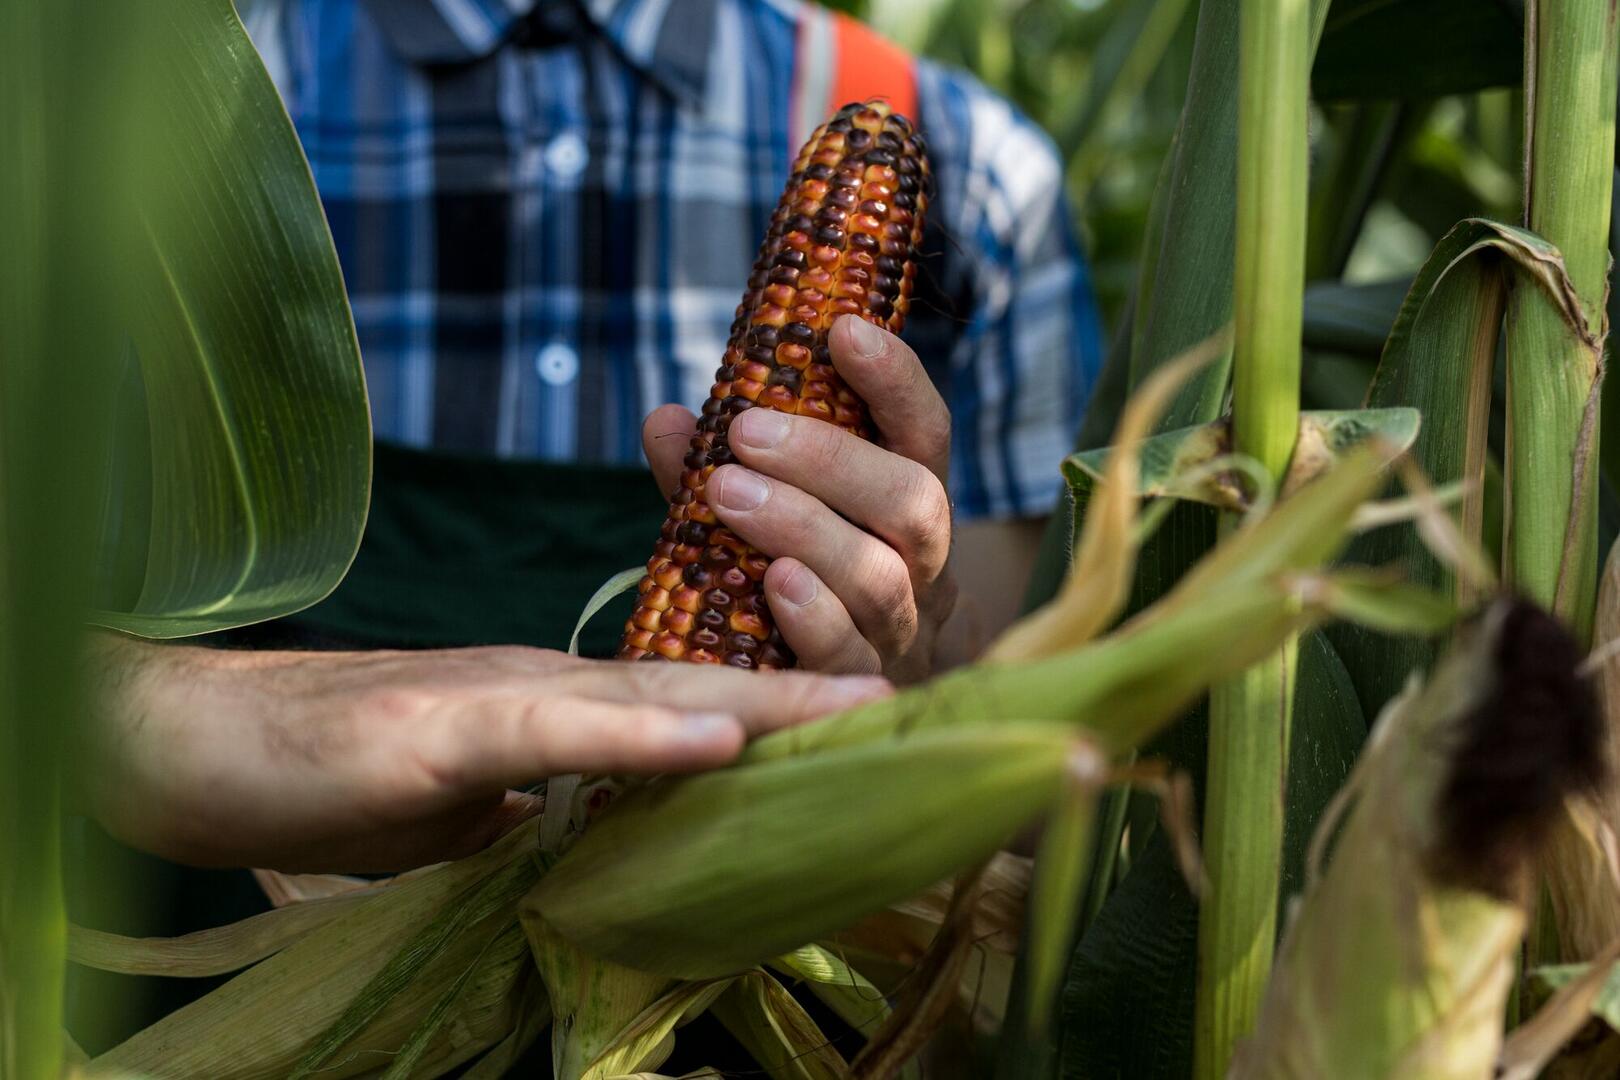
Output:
(617, 99), (931, 668)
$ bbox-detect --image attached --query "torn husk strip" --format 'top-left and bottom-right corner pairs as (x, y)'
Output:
(94, 821), (539, 1079)
(1499, 936), (1620, 1080)
(1233, 600), (1600, 1080)
(742, 445), (1392, 767)
(531, 724), (1081, 979)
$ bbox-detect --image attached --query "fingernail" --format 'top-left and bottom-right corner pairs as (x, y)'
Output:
(677, 712), (742, 743)
(845, 315), (886, 359)
(714, 467), (769, 511)
(777, 563), (818, 606)
(733, 408), (790, 450)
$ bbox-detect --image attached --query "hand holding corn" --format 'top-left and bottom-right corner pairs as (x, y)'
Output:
(643, 313), (955, 683)
(78, 634), (888, 873)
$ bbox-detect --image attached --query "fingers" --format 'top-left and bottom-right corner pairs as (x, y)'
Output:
(725, 407), (951, 581)
(541, 660), (890, 737)
(707, 464), (919, 654)
(763, 558), (883, 674)
(435, 696), (749, 791)
(642, 404), (698, 496)
(827, 315), (951, 484)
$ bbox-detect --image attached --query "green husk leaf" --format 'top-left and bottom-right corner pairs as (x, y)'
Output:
(1064, 408), (1419, 513)
(459, 972), (552, 1080)
(577, 980), (735, 1080)
(286, 856), (538, 1079)
(521, 909), (671, 1080)
(378, 923), (521, 1080)
(709, 971), (848, 1080)
(569, 566), (646, 657)
(68, 888), (369, 977)
(770, 946), (893, 1039)
(1022, 751), (1105, 1038)
(533, 724), (1080, 979)
(95, 821), (538, 1079)
(1530, 958), (1620, 1034)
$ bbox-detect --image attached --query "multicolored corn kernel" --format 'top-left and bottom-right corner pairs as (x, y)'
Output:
(618, 100), (931, 668)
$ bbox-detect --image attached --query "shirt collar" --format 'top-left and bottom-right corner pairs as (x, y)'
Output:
(362, 0), (718, 106)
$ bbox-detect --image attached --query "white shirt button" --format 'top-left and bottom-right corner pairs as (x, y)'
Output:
(536, 342), (580, 386)
(544, 132), (588, 179)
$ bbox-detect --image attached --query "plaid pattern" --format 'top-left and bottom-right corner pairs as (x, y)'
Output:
(240, 0), (1103, 518)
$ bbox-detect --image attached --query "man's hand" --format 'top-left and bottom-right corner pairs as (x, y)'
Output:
(80, 635), (888, 874)
(644, 316), (956, 683)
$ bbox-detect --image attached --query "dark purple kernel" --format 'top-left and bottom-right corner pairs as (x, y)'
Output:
(863, 149), (895, 168)
(859, 199), (889, 216)
(832, 171), (862, 190)
(876, 131), (903, 152)
(873, 274), (898, 296)
(896, 154), (920, 176)
(704, 545), (738, 568)
(806, 162), (834, 180)
(894, 192), (916, 211)
(683, 563), (712, 588)
(747, 270), (769, 290)
(769, 367), (802, 392)
(672, 487), (696, 506)
(704, 588), (733, 609)
(828, 188), (858, 209)
(691, 628), (723, 649)
(746, 325), (782, 349)
(876, 256), (903, 276)
(897, 173), (920, 194)
(850, 233), (879, 253)
(774, 249), (807, 271)
(725, 652), (757, 669)
(677, 521), (712, 546)
(869, 296), (894, 319)
(726, 632), (762, 655)
(768, 265), (801, 286)
(722, 395), (753, 414)
(782, 322), (815, 346)
(708, 444), (736, 466)
(814, 206), (848, 227)
(787, 213), (814, 233)
(745, 345), (776, 365)
(660, 518), (679, 541)
(814, 225), (847, 248)
(701, 397), (724, 416)
(716, 364), (738, 381)
(697, 609), (727, 631)
(812, 344), (832, 364)
(683, 449), (707, 470)
(909, 132), (927, 154)
(721, 567), (750, 592)
(828, 116), (854, 132)
(847, 129), (872, 151)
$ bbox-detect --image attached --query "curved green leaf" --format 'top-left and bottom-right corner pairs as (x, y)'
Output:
(91, 0), (369, 638)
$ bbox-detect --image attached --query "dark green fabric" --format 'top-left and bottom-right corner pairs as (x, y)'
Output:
(289, 440), (668, 656)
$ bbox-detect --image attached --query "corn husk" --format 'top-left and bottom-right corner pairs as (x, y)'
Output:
(530, 724), (1082, 979)
(1232, 602), (1588, 1080)
(91, 821), (539, 1079)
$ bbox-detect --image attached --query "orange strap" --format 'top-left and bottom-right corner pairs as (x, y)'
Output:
(791, 8), (919, 152)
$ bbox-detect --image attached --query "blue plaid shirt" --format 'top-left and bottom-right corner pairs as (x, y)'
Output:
(241, 0), (1103, 519)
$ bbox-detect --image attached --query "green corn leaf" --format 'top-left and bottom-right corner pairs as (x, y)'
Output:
(84, 0), (369, 638)
(576, 980), (735, 1080)
(1022, 755), (1104, 1040)
(1330, 218), (1588, 717)
(770, 945), (893, 1040)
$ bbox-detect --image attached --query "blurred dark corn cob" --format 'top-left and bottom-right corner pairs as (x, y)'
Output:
(617, 99), (931, 668)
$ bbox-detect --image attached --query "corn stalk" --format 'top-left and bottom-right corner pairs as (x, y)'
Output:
(1508, 0), (1619, 974)
(1192, 0), (1311, 1075)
